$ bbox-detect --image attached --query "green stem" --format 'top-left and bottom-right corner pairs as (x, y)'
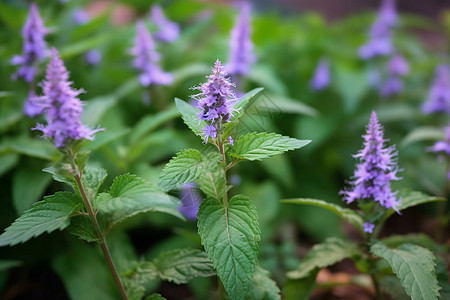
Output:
(437, 156), (450, 242)
(71, 158), (128, 300)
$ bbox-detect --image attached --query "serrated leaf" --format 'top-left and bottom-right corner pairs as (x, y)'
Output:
(158, 149), (205, 192)
(287, 237), (357, 279)
(0, 192), (82, 246)
(281, 198), (364, 232)
(68, 215), (100, 243)
(124, 261), (159, 300)
(195, 152), (227, 200)
(223, 88), (264, 138)
(81, 165), (107, 201)
(198, 195), (260, 300)
(245, 266), (281, 300)
(383, 190), (444, 221)
(153, 248), (216, 284)
(381, 234), (442, 253)
(230, 132), (310, 161)
(379, 276), (410, 300)
(175, 98), (206, 137)
(95, 174), (184, 232)
(371, 242), (440, 300)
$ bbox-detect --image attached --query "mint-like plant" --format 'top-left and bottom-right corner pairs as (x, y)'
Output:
(283, 111), (445, 300)
(0, 49), (185, 300)
(158, 60), (310, 299)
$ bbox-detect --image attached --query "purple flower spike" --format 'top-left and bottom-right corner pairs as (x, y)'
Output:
(310, 58), (330, 91)
(379, 76), (403, 96)
(150, 4), (179, 43)
(340, 111), (401, 211)
(11, 3), (47, 84)
(422, 65), (450, 114)
(193, 59), (236, 143)
(33, 48), (103, 148)
(178, 183), (202, 220)
(363, 222), (375, 233)
(131, 21), (173, 87)
(226, 2), (256, 76)
(85, 49), (102, 65)
(359, 0), (397, 59)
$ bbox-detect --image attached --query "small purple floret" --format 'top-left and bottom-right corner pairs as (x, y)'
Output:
(226, 2), (256, 76)
(363, 222), (375, 233)
(11, 3), (48, 85)
(85, 49), (102, 65)
(131, 21), (173, 88)
(422, 65), (450, 114)
(428, 124), (450, 156)
(193, 60), (236, 143)
(150, 4), (179, 43)
(32, 48), (103, 148)
(72, 8), (90, 25)
(310, 58), (330, 91)
(340, 111), (401, 211)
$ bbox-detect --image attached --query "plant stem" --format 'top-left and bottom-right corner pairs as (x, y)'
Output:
(437, 156), (450, 242)
(73, 172), (128, 300)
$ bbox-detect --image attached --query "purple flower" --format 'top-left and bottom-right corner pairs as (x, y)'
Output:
(363, 222), (375, 233)
(150, 4), (179, 43)
(11, 3), (47, 84)
(72, 9), (90, 25)
(359, 0), (397, 59)
(226, 2), (256, 76)
(193, 59), (236, 143)
(422, 65), (450, 114)
(388, 54), (409, 76)
(85, 49), (101, 65)
(340, 111), (401, 211)
(178, 183), (202, 220)
(379, 76), (403, 96)
(428, 124), (450, 156)
(310, 58), (330, 91)
(130, 21), (173, 87)
(33, 48), (103, 148)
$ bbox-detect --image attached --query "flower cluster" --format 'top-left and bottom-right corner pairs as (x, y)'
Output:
(33, 48), (103, 148)
(359, 0), (397, 59)
(151, 4), (179, 43)
(11, 3), (47, 83)
(226, 2), (255, 77)
(340, 111), (400, 211)
(310, 58), (330, 91)
(422, 65), (450, 114)
(379, 54), (409, 96)
(193, 60), (236, 143)
(131, 21), (173, 88)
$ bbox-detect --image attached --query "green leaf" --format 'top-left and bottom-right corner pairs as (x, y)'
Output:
(381, 234), (443, 253)
(230, 132), (311, 161)
(175, 98), (206, 137)
(68, 215), (99, 243)
(245, 266), (281, 300)
(263, 95), (318, 117)
(6, 136), (60, 161)
(371, 242), (440, 300)
(281, 198), (364, 232)
(0, 260), (22, 272)
(401, 126), (446, 148)
(0, 153), (19, 177)
(146, 294), (166, 300)
(158, 149), (205, 192)
(223, 88), (265, 138)
(379, 276), (410, 300)
(0, 192), (82, 246)
(81, 165), (108, 201)
(334, 67), (368, 113)
(198, 195), (261, 300)
(383, 190), (444, 221)
(153, 248), (216, 284)
(195, 151), (227, 200)
(129, 106), (181, 144)
(95, 174), (184, 232)
(43, 166), (76, 188)
(287, 237), (357, 279)
(13, 164), (52, 214)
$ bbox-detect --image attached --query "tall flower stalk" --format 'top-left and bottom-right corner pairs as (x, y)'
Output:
(11, 3), (48, 116)
(422, 64), (450, 114)
(33, 48), (127, 299)
(150, 4), (179, 43)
